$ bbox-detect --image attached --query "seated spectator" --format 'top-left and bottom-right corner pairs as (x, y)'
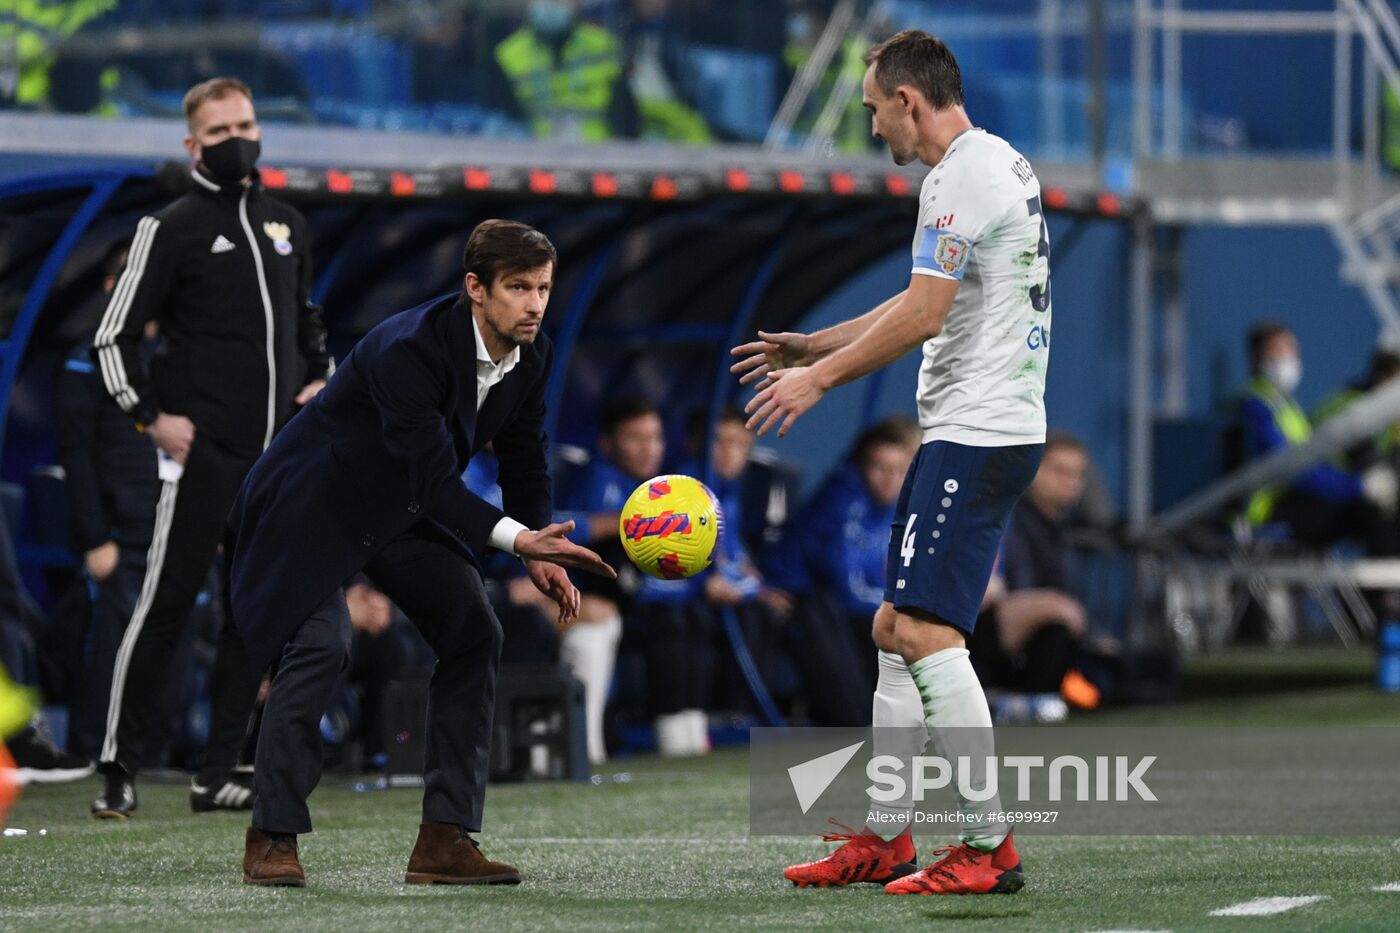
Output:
(324, 579), (434, 771)
(1236, 322), (1397, 555)
(969, 432), (1099, 717)
(621, 0), (712, 143)
(766, 417), (918, 726)
(555, 397), (664, 762)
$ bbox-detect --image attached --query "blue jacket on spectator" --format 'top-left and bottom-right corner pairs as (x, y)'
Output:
(766, 465), (890, 616)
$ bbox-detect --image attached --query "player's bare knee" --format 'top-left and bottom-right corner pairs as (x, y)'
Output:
(893, 609), (965, 665)
(871, 602), (899, 652)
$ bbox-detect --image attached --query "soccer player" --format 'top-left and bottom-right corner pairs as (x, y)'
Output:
(732, 29), (1050, 895)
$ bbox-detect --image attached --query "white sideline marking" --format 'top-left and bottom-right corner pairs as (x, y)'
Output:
(1372, 882), (1400, 892)
(1208, 896), (1326, 917)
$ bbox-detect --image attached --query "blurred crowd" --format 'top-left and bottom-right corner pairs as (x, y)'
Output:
(1, 0), (879, 149)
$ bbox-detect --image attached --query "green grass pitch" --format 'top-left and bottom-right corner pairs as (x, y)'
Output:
(4, 681), (1399, 931)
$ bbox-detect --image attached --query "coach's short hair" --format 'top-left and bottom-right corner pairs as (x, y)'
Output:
(182, 77), (253, 127)
(462, 219), (558, 290)
(863, 29), (964, 111)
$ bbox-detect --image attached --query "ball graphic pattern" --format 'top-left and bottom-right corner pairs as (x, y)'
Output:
(618, 474), (723, 580)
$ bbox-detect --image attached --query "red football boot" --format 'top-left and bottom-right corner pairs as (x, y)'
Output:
(783, 819), (917, 888)
(884, 832), (1024, 895)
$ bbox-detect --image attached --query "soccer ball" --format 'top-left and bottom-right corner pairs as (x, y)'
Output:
(618, 474), (723, 580)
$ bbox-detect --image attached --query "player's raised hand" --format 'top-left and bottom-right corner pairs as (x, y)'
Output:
(744, 366), (826, 438)
(514, 521), (618, 579)
(730, 331), (813, 388)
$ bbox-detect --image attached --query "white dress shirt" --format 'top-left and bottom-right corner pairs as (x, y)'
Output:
(473, 316), (530, 556)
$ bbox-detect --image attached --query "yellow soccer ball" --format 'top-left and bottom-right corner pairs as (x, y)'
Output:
(618, 474), (723, 580)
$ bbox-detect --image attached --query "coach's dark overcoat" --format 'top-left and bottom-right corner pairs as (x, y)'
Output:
(226, 292), (553, 670)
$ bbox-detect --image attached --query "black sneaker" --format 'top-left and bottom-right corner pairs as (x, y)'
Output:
(8, 726), (94, 784)
(91, 766), (138, 820)
(190, 772), (254, 812)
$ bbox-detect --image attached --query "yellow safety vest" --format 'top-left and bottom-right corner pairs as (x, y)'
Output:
(0, 0), (117, 107)
(636, 93), (711, 145)
(495, 23), (621, 143)
(1244, 379), (1312, 526)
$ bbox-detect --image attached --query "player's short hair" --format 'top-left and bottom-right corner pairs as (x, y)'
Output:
(602, 397), (660, 437)
(182, 77), (253, 127)
(852, 415), (920, 465)
(863, 29), (964, 111)
(1044, 430), (1087, 459)
(462, 219), (558, 290)
(1247, 320), (1293, 370)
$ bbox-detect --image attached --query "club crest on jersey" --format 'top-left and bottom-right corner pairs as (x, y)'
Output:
(934, 232), (973, 277)
(623, 511), (692, 541)
(263, 221), (293, 256)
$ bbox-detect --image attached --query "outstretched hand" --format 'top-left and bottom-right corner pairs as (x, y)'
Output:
(525, 559), (582, 625)
(729, 330), (813, 390)
(744, 366), (825, 437)
(513, 521), (618, 579)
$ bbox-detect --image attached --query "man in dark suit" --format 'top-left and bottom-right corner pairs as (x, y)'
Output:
(226, 219), (615, 887)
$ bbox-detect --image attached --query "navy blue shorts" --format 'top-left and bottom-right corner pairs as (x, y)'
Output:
(883, 440), (1043, 634)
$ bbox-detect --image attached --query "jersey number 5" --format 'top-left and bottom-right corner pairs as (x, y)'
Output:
(1026, 195), (1052, 312)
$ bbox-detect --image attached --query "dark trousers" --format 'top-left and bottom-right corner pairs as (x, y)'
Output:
(69, 553), (143, 759)
(640, 601), (716, 716)
(787, 590), (877, 727)
(100, 438), (261, 782)
(253, 528), (504, 835)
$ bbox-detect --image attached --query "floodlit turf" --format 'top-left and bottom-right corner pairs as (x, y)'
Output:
(4, 684), (1400, 931)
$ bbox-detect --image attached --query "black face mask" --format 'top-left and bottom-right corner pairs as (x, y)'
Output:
(200, 136), (260, 184)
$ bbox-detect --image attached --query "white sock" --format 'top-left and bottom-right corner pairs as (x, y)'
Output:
(560, 613), (621, 765)
(907, 647), (1007, 851)
(868, 650), (928, 840)
(654, 711), (689, 756)
(684, 709), (710, 755)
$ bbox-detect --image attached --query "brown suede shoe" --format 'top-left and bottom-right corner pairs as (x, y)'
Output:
(243, 826), (306, 887)
(404, 822), (521, 885)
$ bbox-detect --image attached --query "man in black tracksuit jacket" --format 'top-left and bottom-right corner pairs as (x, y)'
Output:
(89, 77), (332, 819)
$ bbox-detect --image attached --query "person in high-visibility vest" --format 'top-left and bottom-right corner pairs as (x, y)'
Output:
(1314, 349), (1400, 474)
(782, 6), (874, 154)
(0, 0), (117, 109)
(495, 0), (630, 143)
(624, 3), (712, 144)
(1238, 323), (1398, 556)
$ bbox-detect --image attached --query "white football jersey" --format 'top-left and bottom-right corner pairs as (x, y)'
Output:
(909, 128), (1050, 446)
